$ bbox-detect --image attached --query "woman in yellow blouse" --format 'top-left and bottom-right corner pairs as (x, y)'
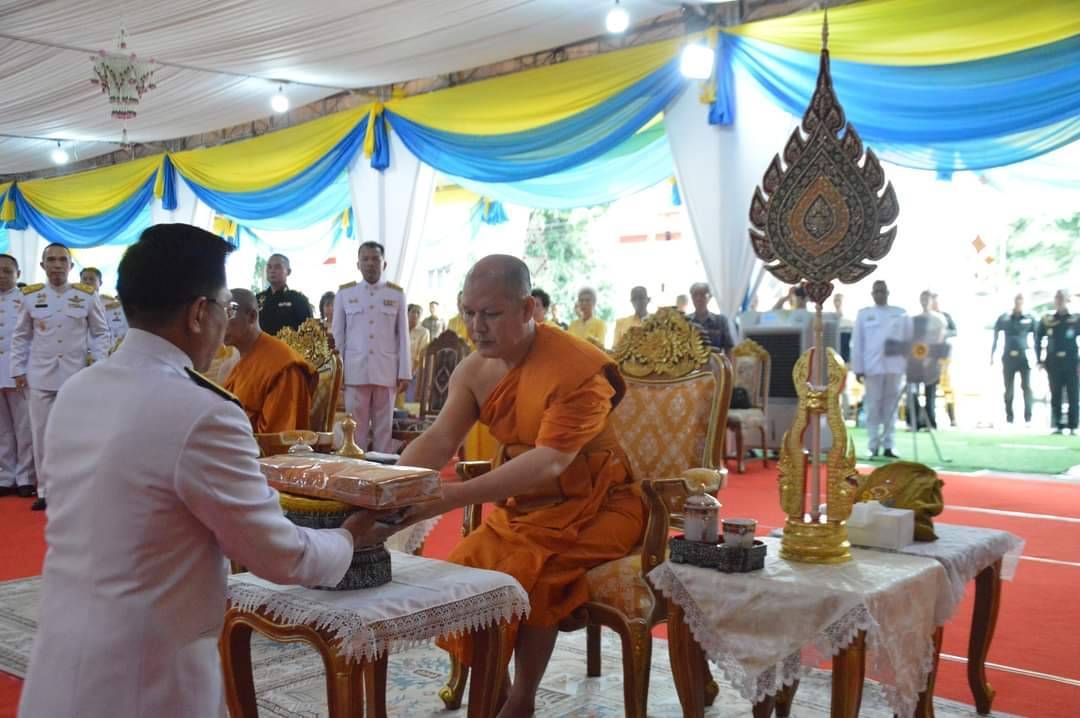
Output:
(568, 286), (607, 348)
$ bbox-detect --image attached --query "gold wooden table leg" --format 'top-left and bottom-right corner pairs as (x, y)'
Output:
(364, 657), (389, 718)
(775, 679), (799, 718)
(968, 560), (1002, 714)
(667, 601), (706, 718)
(467, 623), (508, 718)
(831, 630), (866, 718)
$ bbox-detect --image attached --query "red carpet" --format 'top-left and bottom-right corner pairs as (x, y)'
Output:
(2, 465), (1078, 716)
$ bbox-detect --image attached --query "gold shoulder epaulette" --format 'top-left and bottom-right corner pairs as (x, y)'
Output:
(72, 282), (95, 294)
(386, 281), (403, 292)
(185, 367), (242, 408)
(339, 281), (357, 290)
(105, 300), (122, 310)
(21, 283), (44, 295)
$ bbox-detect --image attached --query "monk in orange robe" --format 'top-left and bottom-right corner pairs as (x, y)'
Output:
(399, 256), (644, 717)
(222, 289), (316, 433)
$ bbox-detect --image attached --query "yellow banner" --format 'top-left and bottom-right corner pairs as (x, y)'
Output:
(726, 0), (1080, 65)
(18, 156), (161, 220)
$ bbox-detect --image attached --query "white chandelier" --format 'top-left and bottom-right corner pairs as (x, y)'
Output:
(90, 27), (157, 121)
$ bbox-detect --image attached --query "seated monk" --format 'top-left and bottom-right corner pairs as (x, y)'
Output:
(222, 288), (317, 433)
(400, 255), (644, 717)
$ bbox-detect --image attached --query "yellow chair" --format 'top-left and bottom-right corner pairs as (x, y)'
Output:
(440, 308), (732, 718)
(726, 338), (771, 473)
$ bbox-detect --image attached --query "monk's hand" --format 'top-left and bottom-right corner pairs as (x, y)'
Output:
(13, 375), (27, 391)
(341, 509), (408, 548)
(396, 379), (411, 394)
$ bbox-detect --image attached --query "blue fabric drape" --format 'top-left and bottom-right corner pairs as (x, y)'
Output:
(448, 122), (673, 209)
(387, 61), (686, 182)
(12, 180), (155, 247)
(220, 171), (352, 232)
(181, 117), (368, 220)
(722, 33), (1080, 171)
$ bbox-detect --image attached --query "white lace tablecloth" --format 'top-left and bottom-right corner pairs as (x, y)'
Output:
(770, 523), (1026, 625)
(384, 517), (440, 554)
(649, 537), (949, 717)
(228, 551), (528, 662)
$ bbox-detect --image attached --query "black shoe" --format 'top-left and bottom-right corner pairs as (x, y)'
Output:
(16, 485), (36, 498)
(883, 449), (899, 459)
(30, 497), (46, 511)
(869, 449), (880, 459)
(1052, 428), (1063, 435)
(0, 486), (15, 497)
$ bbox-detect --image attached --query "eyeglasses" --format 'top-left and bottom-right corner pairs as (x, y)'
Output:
(206, 297), (239, 319)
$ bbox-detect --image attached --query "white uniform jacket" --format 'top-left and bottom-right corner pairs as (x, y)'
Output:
(0, 287), (25, 389)
(851, 304), (911, 376)
(331, 278), (411, 387)
(18, 329), (353, 718)
(9, 282), (110, 391)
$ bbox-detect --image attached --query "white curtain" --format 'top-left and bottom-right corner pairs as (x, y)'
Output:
(150, 177), (214, 231)
(665, 66), (798, 317)
(348, 131), (435, 286)
(6, 226), (45, 285)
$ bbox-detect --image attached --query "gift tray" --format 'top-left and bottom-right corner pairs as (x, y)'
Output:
(669, 535), (767, 573)
(259, 453), (441, 509)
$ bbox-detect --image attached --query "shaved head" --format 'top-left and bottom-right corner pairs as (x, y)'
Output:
(464, 254), (531, 298)
(231, 288), (257, 315)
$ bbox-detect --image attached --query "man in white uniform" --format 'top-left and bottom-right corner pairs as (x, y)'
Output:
(332, 241), (410, 452)
(0, 254), (35, 499)
(851, 280), (911, 459)
(19, 224), (402, 718)
(10, 243), (110, 510)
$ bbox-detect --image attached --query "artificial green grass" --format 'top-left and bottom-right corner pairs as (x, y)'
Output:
(845, 426), (1080, 475)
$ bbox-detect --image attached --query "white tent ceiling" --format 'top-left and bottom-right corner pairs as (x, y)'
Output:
(0, 0), (687, 175)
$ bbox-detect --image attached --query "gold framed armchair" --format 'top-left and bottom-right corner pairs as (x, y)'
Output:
(726, 338), (771, 473)
(440, 309), (733, 718)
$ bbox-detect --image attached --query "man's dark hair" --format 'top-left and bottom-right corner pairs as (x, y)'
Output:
(0, 253), (18, 271)
(319, 291), (335, 319)
(407, 303), (421, 313)
(358, 241), (385, 258)
(117, 224), (233, 326)
(42, 242), (71, 260)
(268, 253), (291, 268)
(530, 288), (551, 309)
(81, 266), (103, 283)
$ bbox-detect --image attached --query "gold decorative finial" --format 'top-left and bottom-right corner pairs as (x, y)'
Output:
(612, 307), (711, 378)
(336, 415), (366, 459)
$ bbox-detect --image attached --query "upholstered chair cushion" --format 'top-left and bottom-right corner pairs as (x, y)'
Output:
(727, 407), (766, 431)
(585, 552), (656, 620)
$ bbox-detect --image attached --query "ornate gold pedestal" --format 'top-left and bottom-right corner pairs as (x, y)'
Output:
(779, 518), (850, 564)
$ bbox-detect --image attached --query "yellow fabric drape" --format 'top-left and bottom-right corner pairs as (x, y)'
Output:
(0, 183), (12, 222)
(388, 37), (683, 135)
(212, 215), (238, 238)
(727, 0), (1080, 66)
(363, 102), (385, 159)
(17, 156), (160, 219)
(169, 106), (368, 193)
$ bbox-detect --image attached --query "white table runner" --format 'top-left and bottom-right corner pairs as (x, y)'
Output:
(228, 550), (528, 662)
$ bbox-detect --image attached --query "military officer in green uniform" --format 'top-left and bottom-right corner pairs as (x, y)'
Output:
(1036, 290), (1079, 435)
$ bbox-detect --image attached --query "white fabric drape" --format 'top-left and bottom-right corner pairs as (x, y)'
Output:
(348, 132), (434, 287)
(150, 177), (215, 231)
(665, 67), (799, 316)
(6, 227), (45, 285)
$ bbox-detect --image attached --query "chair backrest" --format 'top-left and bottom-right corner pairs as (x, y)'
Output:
(275, 319), (342, 432)
(731, 338), (771, 412)
(609, 308), (733, 481)
(417, 329), (471, 417)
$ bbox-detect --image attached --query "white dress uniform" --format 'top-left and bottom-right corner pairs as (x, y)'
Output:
(851, 304), (911, 453)
(9, 281), (110, 498)
(18, 329), (353, 718)
(0, 287), (34, 489)
(331, 278), (411, 452)
(101, 294), (129, 349)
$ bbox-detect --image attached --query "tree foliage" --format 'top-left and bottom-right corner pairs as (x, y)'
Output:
(523, 207), (613, 321)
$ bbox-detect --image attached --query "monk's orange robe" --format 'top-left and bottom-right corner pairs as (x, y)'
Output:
(440, 324), (645, 665)
(223, 332), (317, 433)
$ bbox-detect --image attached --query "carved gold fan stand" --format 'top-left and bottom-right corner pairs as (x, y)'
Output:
(748, 7), (899, 564)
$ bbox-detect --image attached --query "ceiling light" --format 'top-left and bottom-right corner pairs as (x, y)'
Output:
(51, 141), (69, 165)
(680, 41), (714, 80)
(271, 85), (290, 113)
(606, 1), (630, 34)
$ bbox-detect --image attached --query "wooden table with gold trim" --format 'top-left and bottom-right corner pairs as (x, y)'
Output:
(221, 551), (528, 718)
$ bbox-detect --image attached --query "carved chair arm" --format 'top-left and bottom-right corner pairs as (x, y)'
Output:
(454, 460), (492, 537)
(639, 478), (694, 577)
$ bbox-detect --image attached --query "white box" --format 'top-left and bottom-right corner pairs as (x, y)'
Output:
(846, 501), (915, 550)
